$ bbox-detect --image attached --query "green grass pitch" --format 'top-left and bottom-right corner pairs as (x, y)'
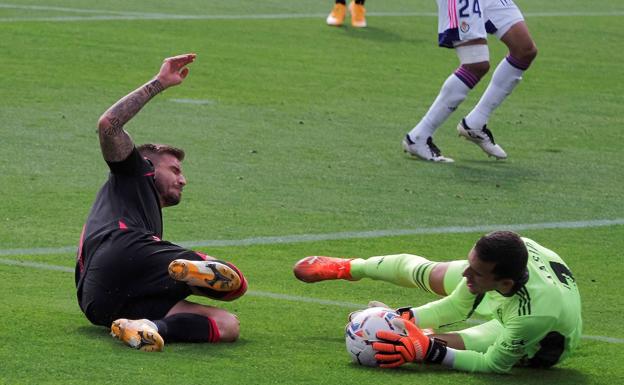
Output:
(1, 1), (623, 384)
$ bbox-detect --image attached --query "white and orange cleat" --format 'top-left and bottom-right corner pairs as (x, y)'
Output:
(293, 256), (356, 283)
(349, 1), (367, 28)
(168, 259), (241, 292)
(326, 3), (347, 26)
(110, 319), (164, 352)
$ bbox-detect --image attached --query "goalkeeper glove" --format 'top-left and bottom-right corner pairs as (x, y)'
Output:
(395, 306), (416, 322)
(372, 318), (448, 368)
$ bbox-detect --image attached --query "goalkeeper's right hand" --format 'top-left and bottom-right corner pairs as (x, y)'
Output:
(373, 318), (448, 368)
(395, 306), (416, 322)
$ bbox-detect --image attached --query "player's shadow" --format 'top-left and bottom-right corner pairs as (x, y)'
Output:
(339, 26), (424, 44)
(478, 366), (590, 384)
(350, 360), (589, 382)
(76, 325), (253, 351)
(448, 160), (536, 190)
(76, 324), (107, 338)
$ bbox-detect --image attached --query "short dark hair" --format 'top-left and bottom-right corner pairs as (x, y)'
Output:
(137, 143), (185, 162)
(474, 231), (528, 281)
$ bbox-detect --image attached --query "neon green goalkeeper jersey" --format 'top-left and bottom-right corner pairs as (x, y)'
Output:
(413, 238), (582, 373)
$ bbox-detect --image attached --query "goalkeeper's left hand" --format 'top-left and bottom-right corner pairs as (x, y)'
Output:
(373, 318), (447, 368)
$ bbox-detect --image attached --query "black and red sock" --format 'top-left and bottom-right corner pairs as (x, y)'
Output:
(154, 313), (220, 343)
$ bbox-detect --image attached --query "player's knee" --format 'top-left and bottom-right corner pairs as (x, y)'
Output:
(512, 43), (538, 67)
(463, 61), (490, 79)
(524, 44), (538, 64)
(214, 312), (240, 342)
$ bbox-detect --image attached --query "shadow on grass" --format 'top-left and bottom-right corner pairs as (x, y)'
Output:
(75, 324), (252, 352)
(342, 359), (589, 384)
(76, 324), (108, 338)
(449, 159), (537, 189)
(338, 25), (425, 44)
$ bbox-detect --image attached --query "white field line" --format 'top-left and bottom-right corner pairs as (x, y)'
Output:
(169, 98), (216, 105)
(0, 256), (622, 344)
(1, 218), (623, 257)
(0, 3), (623, 23)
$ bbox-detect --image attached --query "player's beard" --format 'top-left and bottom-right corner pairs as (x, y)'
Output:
(162, 192), (181, 207)
(156, 181), (182, 207)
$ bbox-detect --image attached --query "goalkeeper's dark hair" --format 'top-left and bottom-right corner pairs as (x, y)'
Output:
(138, 143), (185, 163)
(474, 231), (528, 281)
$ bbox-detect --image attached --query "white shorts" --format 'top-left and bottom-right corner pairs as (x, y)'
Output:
(437, 0), (524, 48)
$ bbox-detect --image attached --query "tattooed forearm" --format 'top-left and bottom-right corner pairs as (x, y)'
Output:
(98, 78), (165, 161)
(100, 79), (164, 137)
(144, 79), (164, 97)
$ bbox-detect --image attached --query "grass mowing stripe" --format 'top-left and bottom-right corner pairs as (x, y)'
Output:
(1, 257), (622, 345)
(0, 3), (172, 16)
(1, 218), (623, 256)
(1, 2), (623, 17)
(1, 10), (624, 23)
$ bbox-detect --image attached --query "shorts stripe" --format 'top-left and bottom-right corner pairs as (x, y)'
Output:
(448, 0), (458, 28)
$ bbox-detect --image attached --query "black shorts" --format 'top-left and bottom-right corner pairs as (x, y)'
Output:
(76, 229), (204, 326)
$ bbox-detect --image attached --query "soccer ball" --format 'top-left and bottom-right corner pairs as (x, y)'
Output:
(345, 307), (406, 367)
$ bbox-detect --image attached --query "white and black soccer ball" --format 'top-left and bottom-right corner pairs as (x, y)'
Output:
(345, 306), (406, 367)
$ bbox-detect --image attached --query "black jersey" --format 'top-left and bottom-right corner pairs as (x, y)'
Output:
(76, 148), (162, 282)
(86, 147), (162, 238)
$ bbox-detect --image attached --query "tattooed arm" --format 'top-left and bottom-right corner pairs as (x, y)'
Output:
(97, 53), (197, 162)
(97, 79), (164, 162)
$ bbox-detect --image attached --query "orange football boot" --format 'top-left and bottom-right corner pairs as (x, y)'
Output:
(326, 3), (347, 26)
(293, 256), (355, 283)
(349, 1), (367, 28)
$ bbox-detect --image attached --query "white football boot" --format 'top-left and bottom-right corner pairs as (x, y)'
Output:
(110, 318), (164, 352)
(402, 134), (454, 163)
(457, 119), (507, 159)
(168, 259), (241, 292)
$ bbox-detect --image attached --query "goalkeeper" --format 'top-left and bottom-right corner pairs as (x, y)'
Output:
(293, 231), (582, 373)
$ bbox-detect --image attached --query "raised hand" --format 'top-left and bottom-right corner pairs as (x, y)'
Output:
(97, 53), (196, 162)
(156, 53), (197, 89)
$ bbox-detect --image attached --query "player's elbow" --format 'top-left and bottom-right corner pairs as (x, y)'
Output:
(97, 114), (120, 135)
(97, 115), (111, 133)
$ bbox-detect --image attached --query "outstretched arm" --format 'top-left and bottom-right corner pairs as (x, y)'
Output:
(97, 53), (197, 162)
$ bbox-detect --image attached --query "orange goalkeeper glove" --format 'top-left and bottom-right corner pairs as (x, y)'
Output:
(395, 306), (415, 322)
(372, 318), (447, 368)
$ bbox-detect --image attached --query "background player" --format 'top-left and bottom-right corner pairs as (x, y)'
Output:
(402, 0), (538, 162)
(327, 0), (367, 28)
(294, 231), (582, 373)
(75, 53), (248, 352)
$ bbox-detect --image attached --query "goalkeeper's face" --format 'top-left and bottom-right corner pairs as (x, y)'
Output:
(463, 248), (513, 295)
(153, 153), (187, 207)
